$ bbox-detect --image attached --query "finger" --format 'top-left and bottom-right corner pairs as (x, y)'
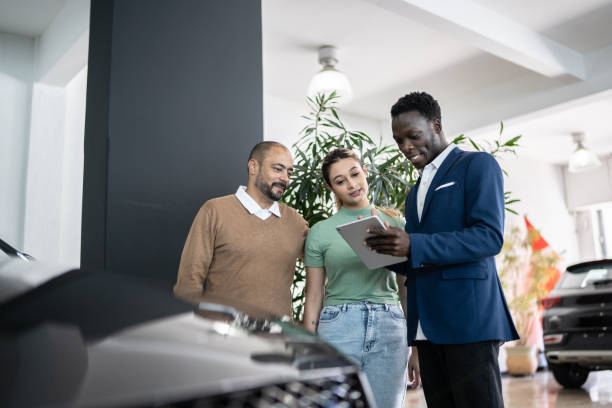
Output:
(370, 246), (402, 256)
(368, 244), (398, 252)
(358, 215), (363, 220)
(366, 235), (395, 246)
(365, 243), (399, 254)
(365, 235), (395, 244)
(371, 207), (379, 217)
(384, 221), (390, 229)
(408, 367), (414, 382)
(365, 226), (388, 235)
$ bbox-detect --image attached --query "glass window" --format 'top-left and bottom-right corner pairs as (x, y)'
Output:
(559, 264), (612, 289)
(601, 206), (612, 258)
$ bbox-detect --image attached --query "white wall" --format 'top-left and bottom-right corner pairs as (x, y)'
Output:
(59, 67), (87, 265)
(36, 0), (90, 85)
(499, 155), (579, 265)
(601, 205), (612, 258)
(563, 155), (612, 210)
(22, 69), (87, 267)
(0, 33), (35, 248)
(264, 93), (388, 148)
(23, 84), (66, 261)
(1, 0), (89, 263)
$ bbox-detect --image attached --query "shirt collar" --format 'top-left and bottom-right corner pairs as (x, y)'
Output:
(424, 143), (456, 172)
(235, 186), (281, 217)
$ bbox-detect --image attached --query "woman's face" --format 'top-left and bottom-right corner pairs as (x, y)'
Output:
(327, 158), (369, 209)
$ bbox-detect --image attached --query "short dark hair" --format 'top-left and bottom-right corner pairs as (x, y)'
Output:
(321, 148), (362, 186)
(248, 141), (288, 164)
(390, 91), (441, 122)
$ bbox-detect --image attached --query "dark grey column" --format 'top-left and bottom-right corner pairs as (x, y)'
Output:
(82, 0), (263, 285)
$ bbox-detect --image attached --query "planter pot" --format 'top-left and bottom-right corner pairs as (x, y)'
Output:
(506, 345), (538, 375)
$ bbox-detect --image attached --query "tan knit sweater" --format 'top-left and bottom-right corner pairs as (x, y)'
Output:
(174, 195), (308, 317)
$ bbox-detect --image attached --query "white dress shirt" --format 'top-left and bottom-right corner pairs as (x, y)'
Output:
(235, 186), (281, 221)
(414, 144), (456, 340)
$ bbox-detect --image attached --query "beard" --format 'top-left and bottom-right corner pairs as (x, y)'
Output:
(255, 173), (286, 201)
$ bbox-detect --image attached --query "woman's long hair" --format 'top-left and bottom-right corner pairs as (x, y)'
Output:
(321, 149), (399, 218)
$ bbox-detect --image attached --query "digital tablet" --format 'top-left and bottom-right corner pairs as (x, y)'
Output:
(335, 215), (408, 270)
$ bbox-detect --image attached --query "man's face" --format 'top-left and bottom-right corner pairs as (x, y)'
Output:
(392, 110), (445, 170)
(253, 146), (294, 201)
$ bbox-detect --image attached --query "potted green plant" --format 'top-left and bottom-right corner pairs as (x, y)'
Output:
(498, 225), (562, 375)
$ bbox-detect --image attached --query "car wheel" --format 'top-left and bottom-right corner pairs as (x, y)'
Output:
(550, 364), (589, 388)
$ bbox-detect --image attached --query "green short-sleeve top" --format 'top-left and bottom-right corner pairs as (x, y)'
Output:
(304, 204), (405, 307)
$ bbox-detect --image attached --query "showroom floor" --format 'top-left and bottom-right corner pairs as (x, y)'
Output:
(403, 370), (612, 407)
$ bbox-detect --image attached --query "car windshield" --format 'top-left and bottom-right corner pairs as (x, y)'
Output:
(559, 263), (612, 289)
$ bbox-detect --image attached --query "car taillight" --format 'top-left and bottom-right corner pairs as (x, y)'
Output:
(542, 296), (561, 309)
(543, 334), (564, 344)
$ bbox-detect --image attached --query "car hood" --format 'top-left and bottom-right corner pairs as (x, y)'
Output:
(0, 256), (69, 304)
(0, 259), (356, 408)
(71, 311), (350, 407)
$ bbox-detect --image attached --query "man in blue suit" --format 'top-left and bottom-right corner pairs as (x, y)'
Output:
(367, 92), (518, 408)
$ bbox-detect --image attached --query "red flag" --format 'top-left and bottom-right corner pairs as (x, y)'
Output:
(524, 216), (549, 251)
(522, 216), (562, 349)
(524, 216), (561, 298)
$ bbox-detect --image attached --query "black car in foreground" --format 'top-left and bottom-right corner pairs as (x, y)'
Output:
(542, 259), (612, 388)
(0, 240), (375, 407)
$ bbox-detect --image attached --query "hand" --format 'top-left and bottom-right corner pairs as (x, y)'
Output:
(365, 225), (411, 257)
(408, 346), (421, 388)
(357, 208), (390, 229)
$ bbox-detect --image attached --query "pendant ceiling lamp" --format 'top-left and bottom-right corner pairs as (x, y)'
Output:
(307, 45), (353, 105)
(568, 132), (601, 173)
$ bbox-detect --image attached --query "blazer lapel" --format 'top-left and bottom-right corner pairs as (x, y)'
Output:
(420, 147), (463, 224)
(405, 177), (421, 230)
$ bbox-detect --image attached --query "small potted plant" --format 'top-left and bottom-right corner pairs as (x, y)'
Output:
(498, 224), (561, 375)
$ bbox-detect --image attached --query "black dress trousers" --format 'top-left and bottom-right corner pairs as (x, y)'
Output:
(415, 340), (504, 408)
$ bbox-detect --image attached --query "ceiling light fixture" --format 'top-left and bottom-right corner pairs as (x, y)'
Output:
(307, 45), (353, 105)
(568, 132), (601, 173)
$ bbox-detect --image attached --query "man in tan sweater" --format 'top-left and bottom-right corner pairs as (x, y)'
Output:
(174, 141), (308, 317)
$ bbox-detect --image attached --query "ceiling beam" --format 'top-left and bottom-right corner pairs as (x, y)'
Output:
(366, 0), (586, 80)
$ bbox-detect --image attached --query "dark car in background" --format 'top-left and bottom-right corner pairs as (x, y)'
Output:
(542, 259), (612, 388)
(0, 239), (375, 407)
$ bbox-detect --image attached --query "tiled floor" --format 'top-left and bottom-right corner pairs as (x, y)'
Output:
(403, 370), (612, 407)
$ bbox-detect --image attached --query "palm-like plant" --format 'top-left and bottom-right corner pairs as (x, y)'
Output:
(284, 92), (521, 321)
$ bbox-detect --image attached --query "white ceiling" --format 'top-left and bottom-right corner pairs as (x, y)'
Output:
(2, 0), (611, 165)
(0, 0), (66, 38)
(262, 0), (612, 164)
(468, 90), (612, 163)
(473, 0), (612, 53)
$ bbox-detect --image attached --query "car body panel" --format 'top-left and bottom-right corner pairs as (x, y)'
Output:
(0, 256), (68, 304)
(543, 259), (612, 389)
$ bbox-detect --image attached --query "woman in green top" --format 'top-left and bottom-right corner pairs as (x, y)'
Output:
(303, 148), (420, 408)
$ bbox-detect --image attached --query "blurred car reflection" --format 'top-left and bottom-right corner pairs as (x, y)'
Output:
(542, 259), (612, 388)
(0, 239), (375, 407)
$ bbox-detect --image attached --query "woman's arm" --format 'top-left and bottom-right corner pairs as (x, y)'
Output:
(303, 266), (326, 333)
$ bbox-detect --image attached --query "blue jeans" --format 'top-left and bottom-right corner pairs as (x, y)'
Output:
(318, 302), (408, 408)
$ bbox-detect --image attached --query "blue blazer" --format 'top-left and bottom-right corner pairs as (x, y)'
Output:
(391, 147), (518, 345)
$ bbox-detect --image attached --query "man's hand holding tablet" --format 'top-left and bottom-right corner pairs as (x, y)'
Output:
(364, 208), (411, 258)
(335, 208), (408, 270)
